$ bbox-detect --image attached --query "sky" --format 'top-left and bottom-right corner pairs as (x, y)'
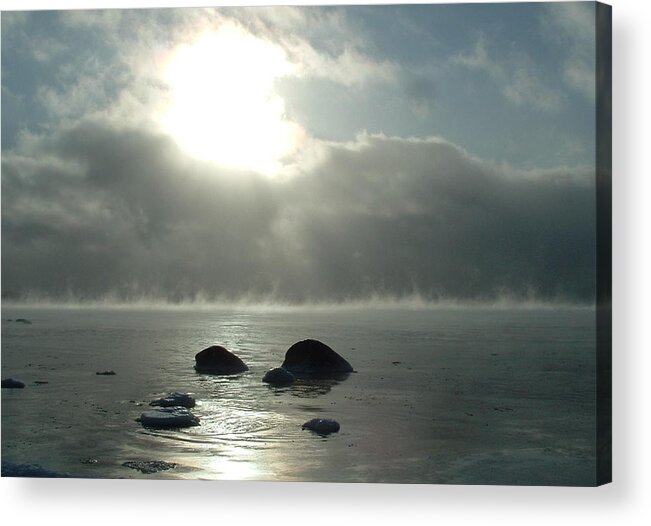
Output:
(1, 2), (599, 304)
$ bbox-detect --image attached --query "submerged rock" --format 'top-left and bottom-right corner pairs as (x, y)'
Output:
(262, 367), (295, 385)
(302, 418), (340, 435)
(122, 460), (177, 474)
(96, 370), (116, 376)
(281, 339), (353, 375)
(15, 318), (32, 324)
(1, 378), (25, 389)
(138, 407), (200, 428)
(149, 392), (196, 408)
(194, 345), (248, 374)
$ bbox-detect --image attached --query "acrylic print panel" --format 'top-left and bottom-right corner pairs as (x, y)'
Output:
(0, 2), (611, 486)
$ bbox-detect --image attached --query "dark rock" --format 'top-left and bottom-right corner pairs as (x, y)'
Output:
(137, 407), (200, 428)
(194, 345), (248, 374)
(302, 418), (340, 435)
(2, 378), (25, 389)
(34, 381), (49, 385)
(262, 367), (295, 385)
(80, 458), (98, 465)
(281, 339), (353, 375)
(95, 370), (116, 375)
(122, 460), (177, 474)
(15, 318), (31, 324)
(149, 392), (196, 408)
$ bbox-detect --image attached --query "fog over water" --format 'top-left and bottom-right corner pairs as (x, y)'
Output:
(2, 125), (596, 305)
(1, 306), (597, 484)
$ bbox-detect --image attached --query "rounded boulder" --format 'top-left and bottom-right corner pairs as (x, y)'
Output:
(2, 378), (26, 389)
(262, 367), (295, 385)
(281, 339), (353, 375)
(302, 418), (340, 435)
(194, 345), (248, 374)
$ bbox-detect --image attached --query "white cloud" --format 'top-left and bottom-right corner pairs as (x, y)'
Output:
(453, 35), (561, 112)
(286, 39), (397, 87)
(25, 7), (397, 158)
(542, 2), (596, 101)
(59, 9), (126, 30)
(231, 6), (399, 87)
(29, 37), (68, 63)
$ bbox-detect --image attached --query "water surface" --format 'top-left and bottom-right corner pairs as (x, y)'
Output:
(1, 306), (596, 484)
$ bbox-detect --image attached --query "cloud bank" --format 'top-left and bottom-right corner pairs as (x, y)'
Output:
(2, 119), (596, 304)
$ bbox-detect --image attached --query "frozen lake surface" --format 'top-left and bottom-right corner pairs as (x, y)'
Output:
(1, 305), (596, 485)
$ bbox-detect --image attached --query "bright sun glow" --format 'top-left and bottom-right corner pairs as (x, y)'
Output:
(161, 24), (301, 175)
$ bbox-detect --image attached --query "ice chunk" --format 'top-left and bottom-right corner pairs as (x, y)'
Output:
(122, 460), (177, 474)
(149, 392), (196, 408)
(138, 407), (200, 428)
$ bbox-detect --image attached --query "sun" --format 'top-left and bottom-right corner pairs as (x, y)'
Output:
(160, 24), (302, 175)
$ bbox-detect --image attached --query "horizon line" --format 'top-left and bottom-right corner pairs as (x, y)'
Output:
(1, 296), (595, 312)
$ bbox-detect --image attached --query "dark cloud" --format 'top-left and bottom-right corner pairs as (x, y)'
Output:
(1, 120), (595, 304)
